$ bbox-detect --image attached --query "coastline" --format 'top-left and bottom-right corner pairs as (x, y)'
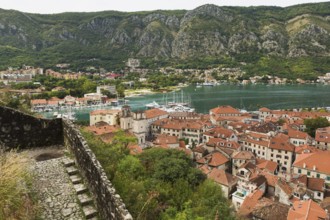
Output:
(124, 84), (189, 98)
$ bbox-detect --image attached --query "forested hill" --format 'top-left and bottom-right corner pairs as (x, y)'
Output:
(0, 2), (330, 73)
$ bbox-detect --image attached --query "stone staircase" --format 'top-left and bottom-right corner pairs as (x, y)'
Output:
(63, 157), (98, 220)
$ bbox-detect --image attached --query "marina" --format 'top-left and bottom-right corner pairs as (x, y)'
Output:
(41, 84), (330, 121)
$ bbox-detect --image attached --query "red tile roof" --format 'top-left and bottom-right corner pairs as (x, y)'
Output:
(145, 108), (168, 119)
(269, 134), (295, 152)
(256, 159), (278, 173)
(259, 107), (271, 112)
(239, 190), (264, 217)
(288, 128), (309, 140)
(288, 200), (327, 220)
(203, 126), (234, 139)
(307, 178), (325, 192)
(210, 105), (240, 115)
(315, 126), (330, 143)
(293, 151), (330, 175)
(295, 145), (320, 154)
(85, 125), (119, 136)
(208, 169), (237, 186)
(154, 134), (178, 145)
(197, 151), (229, 167)
(232, 151), (255, 160)
(31, 99), (47, 105)
(277, 179), (293, 196)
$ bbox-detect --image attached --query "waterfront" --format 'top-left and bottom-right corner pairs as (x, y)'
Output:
(42, 84), (330, 121)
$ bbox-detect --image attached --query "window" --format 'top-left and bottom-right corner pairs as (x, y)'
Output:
(317, 174), (320, 178)
(298, 169), (301, 174)
(307, 171), (311, 176)
(327, 176), (330, 181)
(318, 192), (321, 197)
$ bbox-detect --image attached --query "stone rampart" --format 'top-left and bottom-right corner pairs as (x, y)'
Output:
(0, 106), (63, 149)
(0, 106), (132, 220)
(63, 120), (132, 220)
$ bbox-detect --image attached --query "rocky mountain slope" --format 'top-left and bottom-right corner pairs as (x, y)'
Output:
(0, 2), (329, 70)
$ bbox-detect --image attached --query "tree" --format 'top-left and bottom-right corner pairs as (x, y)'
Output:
(304, 117), (330, 137)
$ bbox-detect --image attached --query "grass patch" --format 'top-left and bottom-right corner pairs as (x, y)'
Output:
(0, 151), (39, 220)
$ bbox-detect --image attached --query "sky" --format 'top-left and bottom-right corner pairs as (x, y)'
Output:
(1, 0), (329, 14)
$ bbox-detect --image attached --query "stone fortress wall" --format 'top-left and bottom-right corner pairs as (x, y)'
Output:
(0, 106), (63, 149)
(0, 106), (132, 220)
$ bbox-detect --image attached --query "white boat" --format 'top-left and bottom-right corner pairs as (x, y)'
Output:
(145, 101), (161, 108)
(202, 82), (215, 86)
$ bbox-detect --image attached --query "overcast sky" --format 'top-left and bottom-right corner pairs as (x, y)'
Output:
(1, 0), (329, 14)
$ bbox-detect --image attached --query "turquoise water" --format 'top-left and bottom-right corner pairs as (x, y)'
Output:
(43, 84), (330, 121)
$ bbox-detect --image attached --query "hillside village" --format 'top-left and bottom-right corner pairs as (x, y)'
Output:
(85, 105), (330, 219)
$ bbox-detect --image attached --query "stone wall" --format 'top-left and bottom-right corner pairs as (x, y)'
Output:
(63, 120), (132, 220)
(0, 106), (63, 150)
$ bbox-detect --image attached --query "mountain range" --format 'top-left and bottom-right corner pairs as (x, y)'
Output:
(0, 2), (329, 73)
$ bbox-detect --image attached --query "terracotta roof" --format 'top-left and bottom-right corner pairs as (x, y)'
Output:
(239, 190), (264, 217)
(49, 97), (61, 101)
(250, 121), (279, 134)
(248, 131), (270, 140)
(90, 109), (121, 116)
(179, 140), (186, 149)
(196, 151), (229, 167)
(287, 200), (327, 220)
(252, 198), (289, 220)
(291, 175), (308, 186)
(198, 164), (211, 175)
(203, 126), (234, 139)
(232, 151), (255, 160)
(145, 108), (168, 119)
(295, 145), (320, 154)
(192, 145), (206, 154)
(85, 125), (119, 136)
(259, 107), (271, 112)
(288, 128), (309, 140)
(276, 179), (292, 196)
(260, 171), (278, 187)
(31, 99), (47, 105)
(293, 151), (330, 175)
(154, 134), (178, 145)
(207, 138), (240, 149)
(315, 126), (330, 143)
(244, 138), (269, 148)
(129, 144), (143, 155)
(307, 178), (325, 192)
(210, 105), (240, 115)
(256, 159), (278, 173)
(269, 134), (295, 152)
(208, 169), (237, 186)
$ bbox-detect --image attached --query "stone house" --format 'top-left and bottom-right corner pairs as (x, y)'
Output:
(208, 169), (238, 198)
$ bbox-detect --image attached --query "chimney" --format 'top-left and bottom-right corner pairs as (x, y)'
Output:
(313, 165), (316, 171)
(303, 163), (306, 168)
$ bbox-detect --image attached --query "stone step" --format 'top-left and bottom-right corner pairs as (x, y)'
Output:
(70, 175), (82, 184)
(62, 158), (75, 167)
(66, 167), (78, 175)
(89, 217), (98, 220)
(77, 193), (93, 206)
(83, 205), (98, 219)
(73, 184), (88, 194)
